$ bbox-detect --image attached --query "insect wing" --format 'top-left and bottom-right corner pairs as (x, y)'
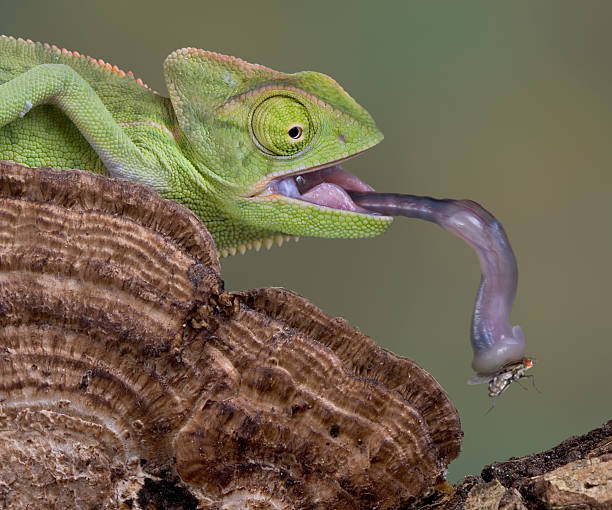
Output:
(467, 373), (492, 385)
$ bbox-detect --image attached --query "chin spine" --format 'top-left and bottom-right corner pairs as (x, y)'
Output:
(218, 235), (299, 258)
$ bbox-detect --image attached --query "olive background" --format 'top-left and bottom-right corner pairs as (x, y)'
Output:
(3, 1), (611, 483)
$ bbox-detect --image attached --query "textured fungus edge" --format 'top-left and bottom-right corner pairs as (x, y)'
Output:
(236, 287), (463, 465)
(0, 160), (220, 273)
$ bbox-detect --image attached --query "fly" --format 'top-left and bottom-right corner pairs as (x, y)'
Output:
(467, 358), (536, 412)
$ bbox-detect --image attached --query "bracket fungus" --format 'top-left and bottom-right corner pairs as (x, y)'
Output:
(0, 161), (462, 509)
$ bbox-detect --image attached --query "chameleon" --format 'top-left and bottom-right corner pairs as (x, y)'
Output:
(0, 35), (532, 387)
(0, 35), (390, 257)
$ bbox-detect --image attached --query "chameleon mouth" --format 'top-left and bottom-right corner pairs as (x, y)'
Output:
(257, 165), (380, 214)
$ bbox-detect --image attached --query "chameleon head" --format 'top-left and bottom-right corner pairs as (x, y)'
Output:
(163, 48), (392, 244)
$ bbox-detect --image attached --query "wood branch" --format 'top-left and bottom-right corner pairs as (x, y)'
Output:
(421, 422), (612, 509)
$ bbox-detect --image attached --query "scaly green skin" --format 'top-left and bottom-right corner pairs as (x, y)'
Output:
(0, 36), (392, 255)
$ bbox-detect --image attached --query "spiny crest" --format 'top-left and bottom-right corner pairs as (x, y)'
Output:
(1, 35), (155, 92)
(166, 47), (280, 77)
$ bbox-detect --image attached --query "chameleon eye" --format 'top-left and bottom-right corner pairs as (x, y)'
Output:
(288, 125), (303, 139)
(251, 96), (313, 156)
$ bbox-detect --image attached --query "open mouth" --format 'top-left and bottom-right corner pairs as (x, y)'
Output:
(255, 165), (380, 215)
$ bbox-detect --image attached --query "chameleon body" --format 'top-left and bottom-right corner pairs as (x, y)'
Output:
(0, 35), (392, 256)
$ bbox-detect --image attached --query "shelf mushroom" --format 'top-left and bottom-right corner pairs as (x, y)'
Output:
(0, 162), (461, 510)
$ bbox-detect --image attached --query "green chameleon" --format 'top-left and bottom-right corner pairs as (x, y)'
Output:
(0, 36), (533, 384)
(0, 35), (391, 257)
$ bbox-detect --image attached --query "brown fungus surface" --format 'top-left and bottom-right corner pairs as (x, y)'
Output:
(236, 287), (462, 465)
(0, 161), (462, 510)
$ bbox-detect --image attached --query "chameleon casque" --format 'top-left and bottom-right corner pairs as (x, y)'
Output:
(0, 35), (532, 384)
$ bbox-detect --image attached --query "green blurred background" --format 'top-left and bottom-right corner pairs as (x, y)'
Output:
(3, 0), (610, 483)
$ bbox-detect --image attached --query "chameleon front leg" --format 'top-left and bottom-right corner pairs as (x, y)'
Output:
(0, 63), (161, 186)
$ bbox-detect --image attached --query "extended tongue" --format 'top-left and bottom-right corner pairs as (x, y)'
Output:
(348, 190), (527, 377)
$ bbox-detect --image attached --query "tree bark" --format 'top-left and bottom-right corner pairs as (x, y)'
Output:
(424, 419), (612, 510)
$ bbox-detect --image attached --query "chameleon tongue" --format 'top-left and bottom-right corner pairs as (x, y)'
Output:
(301, 183), (368, 212)
(348, 191), (528, 377)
